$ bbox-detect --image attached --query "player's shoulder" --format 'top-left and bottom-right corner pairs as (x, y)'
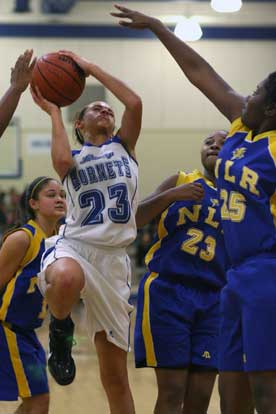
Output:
(2, 228), (30, 251)
(227, 117), (249, 139)
(176, 170), (202, 185)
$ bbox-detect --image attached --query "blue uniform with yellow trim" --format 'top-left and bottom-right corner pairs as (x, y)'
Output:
(0, 220), (48, 401)
(216, 118), (276, 372)
(135, 170), (228, 369)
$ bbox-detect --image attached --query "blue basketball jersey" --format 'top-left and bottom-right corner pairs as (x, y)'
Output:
(146, 170), (228, 288)
(215, 117), (276, 264)
(0, 220), (47, 330)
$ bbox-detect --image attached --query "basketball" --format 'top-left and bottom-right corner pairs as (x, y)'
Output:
(31, 52), (86, 107)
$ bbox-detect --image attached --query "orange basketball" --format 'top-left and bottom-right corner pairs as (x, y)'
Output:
(31, 52), (86, 107)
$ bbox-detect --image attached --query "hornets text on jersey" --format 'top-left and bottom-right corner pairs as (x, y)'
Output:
(61, 136), (138, 247)
(215, 117), (276, 264)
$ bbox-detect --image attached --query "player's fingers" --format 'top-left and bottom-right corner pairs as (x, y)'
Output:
(114, 4), (132, 13)
(29, 57), (37, 71)
(34, 85), (44, 100)
(193, 183), (203, 189)
(30, 86), (39, 103)
(119, 21), (133, 27)
(24, 50), (34, 65)
(110, 12), (129, 18)
(14, 55), (24, 67)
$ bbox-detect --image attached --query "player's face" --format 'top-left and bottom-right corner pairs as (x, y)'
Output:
(201, 131), (227, 172)
(81, 101), (115, 137)
(30, 180), (66, 221)
(241, 79), (268, 129)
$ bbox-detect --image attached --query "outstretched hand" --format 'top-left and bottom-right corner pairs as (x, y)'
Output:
(111, 4), (158, 29)
(11, 49), (36, 93)
(30, 86), (60, 116)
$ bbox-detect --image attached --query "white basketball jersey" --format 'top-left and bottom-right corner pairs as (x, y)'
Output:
(61, 136), (138, 248)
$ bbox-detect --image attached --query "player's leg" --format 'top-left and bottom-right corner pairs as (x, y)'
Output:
(249, 372), (276, 414)
(48, 314), (76, 386)
(219, 274), (255, 413)
(43, 252), (84, 386)
(154, 368), (188, 414)
(238, 256), (276, 413)
(15, 393), (49, 414)
(219, 372), (255, 414)
(182, 289), (222, 414)
(95, 331), (135, 414)
(183, 368), (217, 414)
(45, 257), (85, 319)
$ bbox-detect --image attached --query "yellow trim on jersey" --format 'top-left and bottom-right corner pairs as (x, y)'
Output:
(228, 117), (276, 144)
(0, 220), (46, 320)
(176, 171), (188, 185)
(142, 272), (159, 367)
(177, 169), (216, 189)
(268, 133), (276, 165)
(228, 117), (249, 139)
(145, 210), (168, 266)
(270, 192), (276, 227)
(3, 324), (31, 398)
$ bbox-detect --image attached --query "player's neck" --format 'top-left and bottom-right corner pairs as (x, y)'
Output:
(203, 169), (216, 186)
(253, 119), (276, 137)
(84, 132), (111, 146)
(34, 217), (57, 237)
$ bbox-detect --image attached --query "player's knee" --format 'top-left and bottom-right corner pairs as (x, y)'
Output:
(159, 383), (184, 408)
(50, 268), (83, 294)
(253, 382), (276, 414)
(185, 389), (211, 413)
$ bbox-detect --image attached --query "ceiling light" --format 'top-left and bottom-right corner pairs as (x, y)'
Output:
(211, 0), (242, 13)
(174, 17), (203, 42)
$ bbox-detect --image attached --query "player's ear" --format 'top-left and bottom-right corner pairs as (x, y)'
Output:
(265, 102), (276, 118)
(29, 198), (39, 211)
(75, 118), (83, 130)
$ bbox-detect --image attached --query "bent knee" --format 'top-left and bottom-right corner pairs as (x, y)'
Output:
(47, 262), (84, 292)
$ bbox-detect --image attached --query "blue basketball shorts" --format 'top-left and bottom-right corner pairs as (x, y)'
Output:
(134, 271), (221, 369)
(219, 253), (276, 372)
(0, 322), (48, 401)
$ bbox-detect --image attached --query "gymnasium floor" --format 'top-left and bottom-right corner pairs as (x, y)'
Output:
(0, 302), (220, 414)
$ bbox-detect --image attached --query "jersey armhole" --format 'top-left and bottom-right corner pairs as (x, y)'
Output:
(176, 171), (187, 186)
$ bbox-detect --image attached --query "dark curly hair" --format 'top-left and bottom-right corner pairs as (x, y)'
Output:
(264, 71), (276, 105)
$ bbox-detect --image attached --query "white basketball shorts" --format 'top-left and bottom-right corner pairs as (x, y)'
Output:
(39, 236), (134, 352)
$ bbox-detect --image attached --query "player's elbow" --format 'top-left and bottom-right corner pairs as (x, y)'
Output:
(136, 211), (146, 229)
(128, 94), (142, 113)
(52, 158), (73, 180)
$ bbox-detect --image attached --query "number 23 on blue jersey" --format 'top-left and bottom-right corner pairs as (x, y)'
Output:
(79, 183), (131, 226)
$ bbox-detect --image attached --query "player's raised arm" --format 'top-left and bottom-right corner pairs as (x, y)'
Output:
(0, 49), (36, 138)
(111, 5), (245, 122)
(30, 87), (74, 180)
(58, 50), (142, 156)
